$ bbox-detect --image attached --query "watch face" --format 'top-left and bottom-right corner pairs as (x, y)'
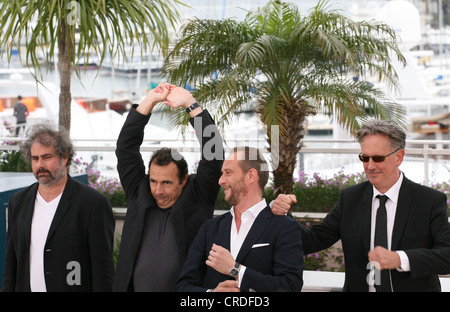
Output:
(230, 267), (239, 277)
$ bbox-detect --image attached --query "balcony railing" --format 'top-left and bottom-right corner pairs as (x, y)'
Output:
(2, 137), (449, 186)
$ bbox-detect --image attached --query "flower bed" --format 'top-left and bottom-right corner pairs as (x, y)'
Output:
(72, 158), (127, 208)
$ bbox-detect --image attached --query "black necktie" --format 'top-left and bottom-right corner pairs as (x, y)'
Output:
(375, 195), (391, 292)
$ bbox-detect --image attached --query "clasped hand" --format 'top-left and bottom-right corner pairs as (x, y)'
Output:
(149, 83), (195, 109)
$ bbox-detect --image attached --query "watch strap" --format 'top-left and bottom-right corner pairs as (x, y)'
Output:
(185, 102), (200, 113)
(230, 261), (240, 278)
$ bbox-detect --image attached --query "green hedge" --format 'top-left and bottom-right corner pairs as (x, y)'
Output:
(95, 168), (450, 216)
(0, 150), (32, 172)
(215, 169), (367, 213)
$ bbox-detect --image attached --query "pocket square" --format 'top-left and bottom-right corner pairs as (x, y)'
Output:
(252, 243), (270, 248)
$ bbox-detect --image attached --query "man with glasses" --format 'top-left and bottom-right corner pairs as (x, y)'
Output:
(273, 119), (450, 291)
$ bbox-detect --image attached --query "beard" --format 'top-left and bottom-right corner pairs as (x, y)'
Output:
(34, 164), (66, 187)
(225, 179), (248, 207)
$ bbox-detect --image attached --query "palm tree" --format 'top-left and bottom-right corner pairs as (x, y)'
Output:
(0, 0), (183, 131)
(162, 0), (407, 195)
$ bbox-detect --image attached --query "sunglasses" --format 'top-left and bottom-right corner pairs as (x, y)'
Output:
(358, 148), (401, 163)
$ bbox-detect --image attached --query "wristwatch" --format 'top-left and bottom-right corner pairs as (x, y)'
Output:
(229, 262), (240, 279)
(185, 102), (200, 113)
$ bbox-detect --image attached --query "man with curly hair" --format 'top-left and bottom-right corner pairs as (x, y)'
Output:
(2, 123), (115, 292)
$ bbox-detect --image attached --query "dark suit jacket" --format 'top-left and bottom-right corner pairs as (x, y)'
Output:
(113, 107), (223, 291)
(2, 175), (115, 292)
(302, 175), (450, 292)
(176, 206), (304, 292)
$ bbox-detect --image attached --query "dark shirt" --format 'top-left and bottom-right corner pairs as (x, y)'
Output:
(132, 207), (182, 291)
(13, 101), (29, 123)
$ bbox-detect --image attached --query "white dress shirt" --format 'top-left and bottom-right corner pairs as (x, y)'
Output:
(229, 199), (267, 285)
(369, 172), (410, 291)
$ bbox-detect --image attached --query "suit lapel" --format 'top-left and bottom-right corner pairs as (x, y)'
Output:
(170, 191), (187, 258)
(361, 182), (373, 254)
(130, 179), (155, 257)
(235, 206), (272, 264)
(46, 175), (73, 241)
(391, 177), (413, 250)
(21, 183), (39, 257)
(216, 213), (232, 250)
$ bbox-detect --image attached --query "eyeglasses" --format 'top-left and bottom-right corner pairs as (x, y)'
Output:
(358, 148), (401, 163)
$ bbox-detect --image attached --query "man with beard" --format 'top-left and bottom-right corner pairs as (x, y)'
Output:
(176, 146), (304, 292)
(2, 123), (115, 292)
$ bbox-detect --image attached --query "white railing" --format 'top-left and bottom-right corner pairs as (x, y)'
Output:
(1, 137), (449, 186)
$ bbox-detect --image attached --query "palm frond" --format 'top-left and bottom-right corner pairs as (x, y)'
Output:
(160, 0), (408, 193)
(315, 78), (407, 134)
(0, 0), (184, 75)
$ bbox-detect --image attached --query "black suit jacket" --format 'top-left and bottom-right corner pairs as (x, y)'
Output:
(2, 175), (115, 292)
(176, 206), (304, 292)
(113, 107), (223, 291)
(302, 176), (450, 292)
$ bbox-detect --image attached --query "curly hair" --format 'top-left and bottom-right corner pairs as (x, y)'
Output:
(20, 122), (75, 169)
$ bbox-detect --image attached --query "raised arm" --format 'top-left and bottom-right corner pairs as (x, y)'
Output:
(162, 85), (224, 211)
(187, 107), (224, 213)
(115, 84), (171, 196)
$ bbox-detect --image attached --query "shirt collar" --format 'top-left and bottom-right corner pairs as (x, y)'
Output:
(230, 199), (267, 218)
(372, 171), (404, 205)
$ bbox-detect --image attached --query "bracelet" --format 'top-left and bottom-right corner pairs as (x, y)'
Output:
(185, 102), (200, 113)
